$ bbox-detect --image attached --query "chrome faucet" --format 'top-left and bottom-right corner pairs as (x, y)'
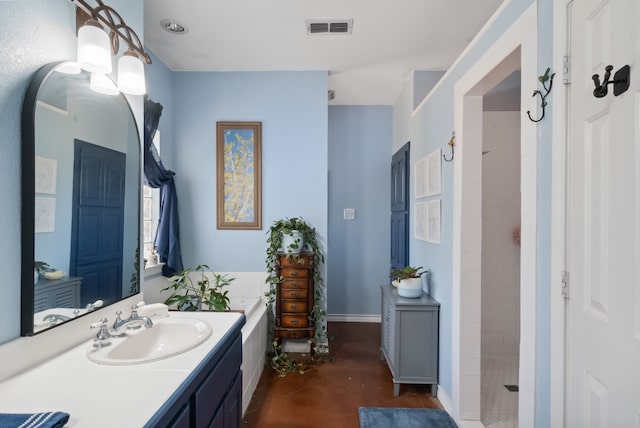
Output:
(42, 313), (71, 325)
(112, 304), (154, 333)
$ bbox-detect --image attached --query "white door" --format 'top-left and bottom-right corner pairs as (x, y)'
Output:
(566, 0), (640, 427)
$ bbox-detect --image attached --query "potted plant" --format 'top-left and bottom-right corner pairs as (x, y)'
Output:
(163, 264), (233, 311)
(265, 217), (329, 374)
(390, 266), (428, 298)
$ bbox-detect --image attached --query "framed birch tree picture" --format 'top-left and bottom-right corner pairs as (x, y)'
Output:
(216, 121), (262, 229)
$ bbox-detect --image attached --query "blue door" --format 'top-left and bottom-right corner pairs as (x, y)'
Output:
(70, 140), (126, 306)
(390, 142), (410, 272)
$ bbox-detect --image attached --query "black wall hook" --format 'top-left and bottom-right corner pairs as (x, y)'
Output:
(527, 68), (555, 123)
(443, 132), (455, 162)
(592, 64), (630, 98)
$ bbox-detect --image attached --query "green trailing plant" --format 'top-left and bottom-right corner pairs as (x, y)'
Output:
(163, 264), (233, 311)
(265, 217), (330, 371)
(390, 266), (428, 281)
(269, 340), (312, 377)
(129, 247), (140, 295)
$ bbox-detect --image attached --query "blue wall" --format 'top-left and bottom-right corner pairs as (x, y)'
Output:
(392, 0), (553, 425)
(0, 0), (143, 344)
(327, 106), (392, 316)
(145, 64), (329, 273)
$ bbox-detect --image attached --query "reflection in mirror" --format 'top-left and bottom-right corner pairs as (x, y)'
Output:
(21, 61), (140, 335)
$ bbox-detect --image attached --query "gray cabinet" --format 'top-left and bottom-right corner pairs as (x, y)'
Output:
(380, 284), (439, 396)
(34, 277), (81, 312)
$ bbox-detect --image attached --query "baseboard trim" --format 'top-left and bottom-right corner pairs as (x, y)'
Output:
(438, 388), (484, 428)
(326, 314), (381, 323)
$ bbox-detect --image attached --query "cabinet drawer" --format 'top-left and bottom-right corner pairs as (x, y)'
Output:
(278, 255), (314, 268)
(280, 288), (308, 299)
(281, 278), (308, 289)
(281, 315), (309, 328)
(281, 300), (308, 313)
(280, 268), (308, 279)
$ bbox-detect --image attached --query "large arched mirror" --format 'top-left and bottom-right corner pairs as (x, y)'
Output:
(21, 61), (141, 336)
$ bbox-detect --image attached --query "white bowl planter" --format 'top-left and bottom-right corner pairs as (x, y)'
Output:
(397, 277), (423, 298)
(281, 230), (305, 254)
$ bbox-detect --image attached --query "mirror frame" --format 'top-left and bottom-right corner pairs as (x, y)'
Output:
(20, 61), (142, 336)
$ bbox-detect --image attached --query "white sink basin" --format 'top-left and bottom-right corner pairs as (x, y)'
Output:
(87, 317), (212, 365)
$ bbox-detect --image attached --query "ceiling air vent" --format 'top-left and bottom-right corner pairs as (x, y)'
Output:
(306, 19), (353, 35)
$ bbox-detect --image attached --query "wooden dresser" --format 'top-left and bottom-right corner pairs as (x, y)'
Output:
(274, 253), (315, 347)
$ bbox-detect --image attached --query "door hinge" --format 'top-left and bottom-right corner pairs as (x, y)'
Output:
(563, 55), (571, 84)
(561, 270), (570, 299)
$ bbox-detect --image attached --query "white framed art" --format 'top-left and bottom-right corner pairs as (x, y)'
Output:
(35, 197), (56, 233)
(425, 149), (441, 196)
(35, 156), (57, 194)
(426, 199), (441, 244)
(414, 201), (427, 240)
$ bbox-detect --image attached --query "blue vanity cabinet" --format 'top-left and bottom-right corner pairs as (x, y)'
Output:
(145, 315), (245, 428)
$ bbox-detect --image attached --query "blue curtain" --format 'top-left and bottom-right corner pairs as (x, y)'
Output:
(144, 99), (183, 276)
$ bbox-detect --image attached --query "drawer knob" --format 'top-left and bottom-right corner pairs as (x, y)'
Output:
(290, 281), (297, 287)
(291, 319), (299, 324)
(291, 291), (297, 297)
(291, 271), (298, 277)
(290, 304), (298, 309)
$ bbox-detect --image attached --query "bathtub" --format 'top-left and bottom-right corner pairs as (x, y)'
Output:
(228, 296), (268, 416)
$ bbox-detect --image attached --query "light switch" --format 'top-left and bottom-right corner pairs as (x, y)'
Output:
(344, 208), (355, 220)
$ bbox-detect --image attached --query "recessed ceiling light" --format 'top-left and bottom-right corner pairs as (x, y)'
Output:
(161, 19), (189, 35)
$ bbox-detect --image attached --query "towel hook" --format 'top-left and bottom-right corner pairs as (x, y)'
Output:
(443, 132), (455, 162)
(527, 68), (555, 123)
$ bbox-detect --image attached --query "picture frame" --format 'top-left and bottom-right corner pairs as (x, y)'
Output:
(425, 149), (442, 196)
(216, 121), (262, 230)
(414, 157), (427, 199)
(426, 199), (441, 244)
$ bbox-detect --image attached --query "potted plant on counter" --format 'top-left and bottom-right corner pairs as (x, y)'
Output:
(162, 264), (234, 311)
(390, 266), (428, 298)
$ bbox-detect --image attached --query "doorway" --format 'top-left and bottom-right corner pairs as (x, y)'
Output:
(481, 72), (522, 428)
(449, 4), (537, 426)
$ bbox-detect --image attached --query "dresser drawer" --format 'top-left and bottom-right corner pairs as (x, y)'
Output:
(281, 300), (308, 313)
(278, 255), (314, 268)
(280, 288), (308, 299)
(280, 267), (309, 279)
(281, 278), (308, 289)
(281, 315), (309, 328)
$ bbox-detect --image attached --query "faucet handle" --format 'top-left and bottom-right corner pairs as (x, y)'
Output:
(90, 318), (112, 348)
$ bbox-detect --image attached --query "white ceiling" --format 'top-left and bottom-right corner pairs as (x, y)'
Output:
(144, 0), (505, 105)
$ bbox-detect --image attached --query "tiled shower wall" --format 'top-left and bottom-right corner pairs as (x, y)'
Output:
(481, 111), (521, 355)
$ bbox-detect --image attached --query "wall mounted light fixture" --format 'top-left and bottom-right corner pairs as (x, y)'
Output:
(71, 0), (152, 95)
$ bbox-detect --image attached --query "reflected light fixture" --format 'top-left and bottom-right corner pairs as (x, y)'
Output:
(71, 0), (152, 95)
(90, 72), (119, 95)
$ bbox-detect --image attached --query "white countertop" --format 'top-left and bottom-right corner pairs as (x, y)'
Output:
(0, 311), (243, 427)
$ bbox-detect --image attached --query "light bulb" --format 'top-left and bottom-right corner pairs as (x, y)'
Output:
(77, 20), (112, 74)
(117, 49), (146, 95)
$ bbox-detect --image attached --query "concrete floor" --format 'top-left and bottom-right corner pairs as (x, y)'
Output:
(243, 322), (442, 428)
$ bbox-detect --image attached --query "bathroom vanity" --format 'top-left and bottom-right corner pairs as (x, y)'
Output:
(0, 312), (245, 427)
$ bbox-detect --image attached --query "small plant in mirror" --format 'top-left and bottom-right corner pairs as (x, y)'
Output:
(163, 264), (233, 311)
